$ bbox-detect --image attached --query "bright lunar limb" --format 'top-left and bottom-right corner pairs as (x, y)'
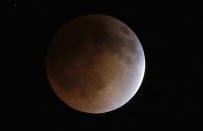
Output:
(46, 15), (145, 114)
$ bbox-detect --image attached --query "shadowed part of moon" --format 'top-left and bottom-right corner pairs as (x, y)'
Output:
(46, 15), (145, 113)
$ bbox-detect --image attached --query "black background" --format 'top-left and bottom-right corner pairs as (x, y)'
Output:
(9, 1), (201, 130)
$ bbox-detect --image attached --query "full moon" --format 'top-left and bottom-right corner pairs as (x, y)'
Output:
(46, 15), (145, 114)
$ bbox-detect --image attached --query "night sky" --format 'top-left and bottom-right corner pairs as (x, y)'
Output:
(9, 1), (201, 130)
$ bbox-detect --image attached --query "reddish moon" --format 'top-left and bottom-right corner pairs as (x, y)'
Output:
(46, 15), (145, 114)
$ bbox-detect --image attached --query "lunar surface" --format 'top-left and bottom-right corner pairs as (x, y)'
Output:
(46, 15), (145, 114)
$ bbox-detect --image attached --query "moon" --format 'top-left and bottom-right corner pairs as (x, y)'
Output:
(46, 15), (145, 114)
